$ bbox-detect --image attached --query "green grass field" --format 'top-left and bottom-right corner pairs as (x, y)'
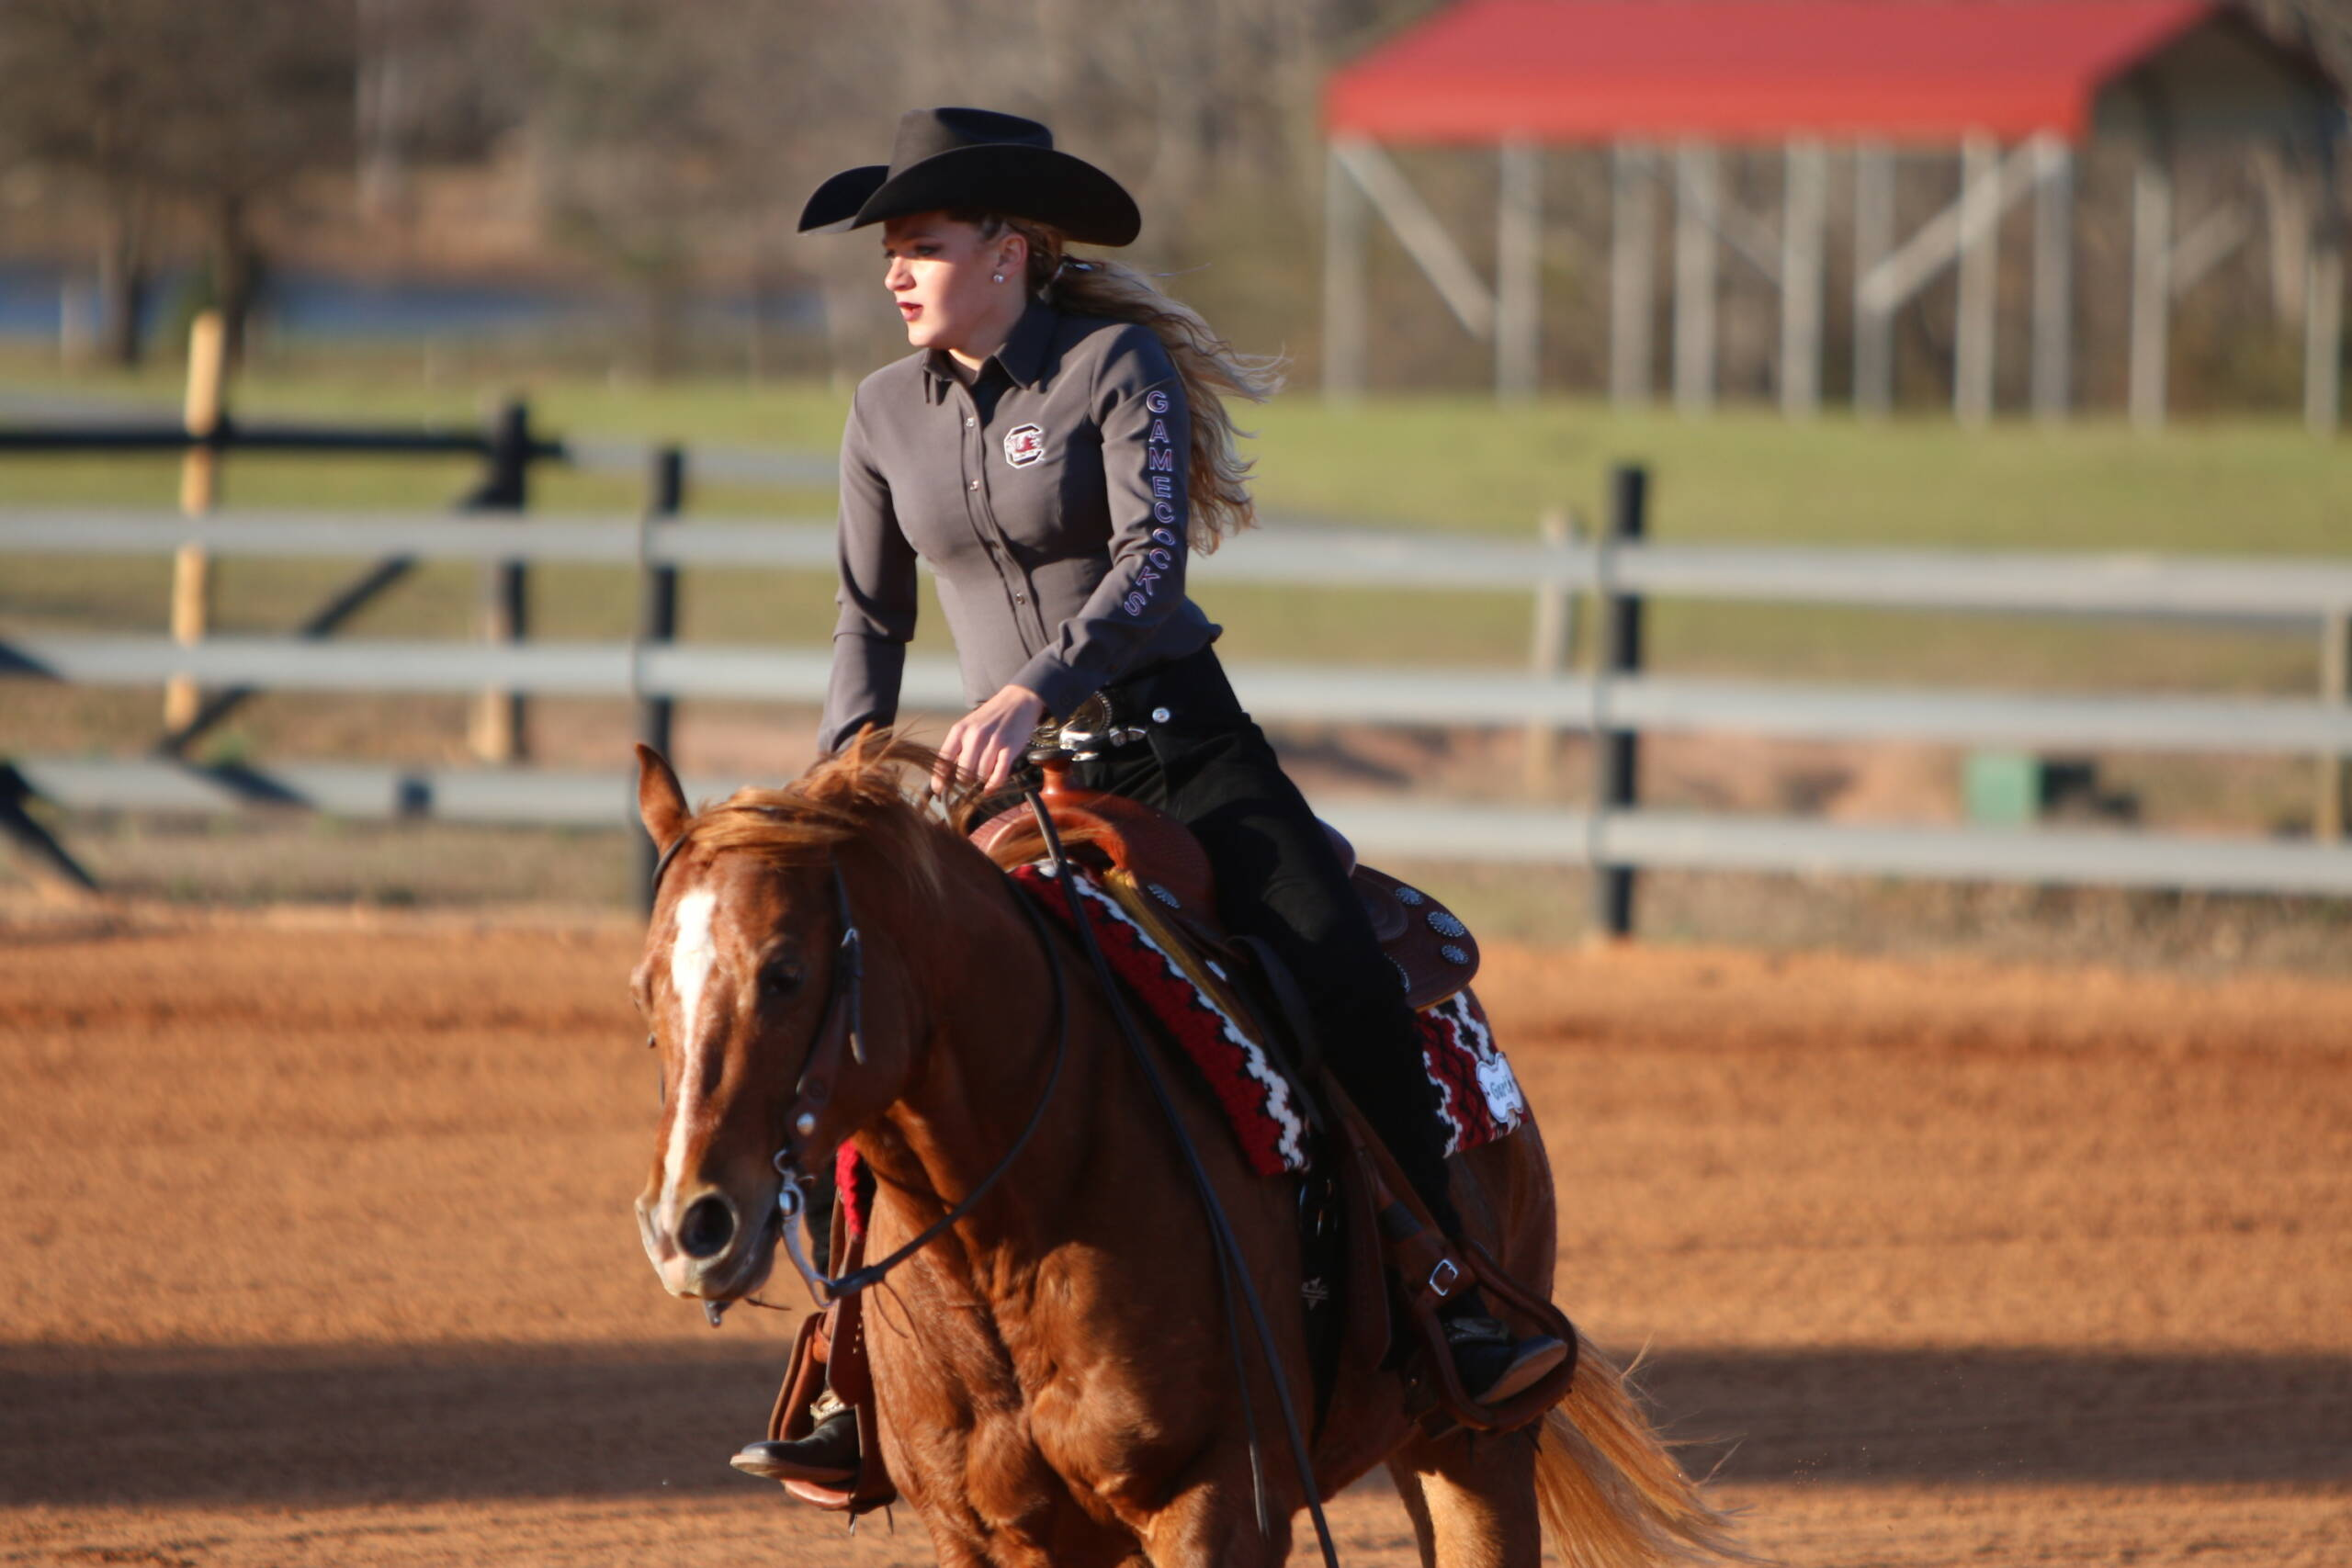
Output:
(4, 358), (2343, 697)
(9, 354), (2350, 547)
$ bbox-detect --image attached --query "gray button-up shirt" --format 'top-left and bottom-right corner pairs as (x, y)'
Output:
(818, 299), (1220, 754)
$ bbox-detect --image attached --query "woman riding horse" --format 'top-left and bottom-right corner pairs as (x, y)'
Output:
(738, 106), (1565, 1483)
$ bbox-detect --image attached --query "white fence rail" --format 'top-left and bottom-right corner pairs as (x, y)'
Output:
(5, 500), (2349, 914)
(14, 755), (2352, 898)
(8, 508), (2352, 615)
(11, 634), (2352, 754)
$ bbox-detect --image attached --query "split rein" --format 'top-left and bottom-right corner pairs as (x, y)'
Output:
(646, 794), (1072, 1311)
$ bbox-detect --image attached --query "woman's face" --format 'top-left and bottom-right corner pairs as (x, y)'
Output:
(880, 212), (1024, 354)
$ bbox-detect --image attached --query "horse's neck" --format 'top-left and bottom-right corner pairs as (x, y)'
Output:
(857, 852), (1108, 1284)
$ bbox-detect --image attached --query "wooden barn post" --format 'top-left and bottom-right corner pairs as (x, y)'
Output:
(2129, 138), (2175, 432)
(1673, 143), (1719, 413)
(2031, 135), (2075, 422)
(1323, 141), (1370, 402)
(1496, 137), (1543, 402)
(1955, 130), (2001, 425)
(1853, 142), (1896, 417)
(2310, 243), (2345, 435)
(1610, 142), (1658, 405)
(2307, 151), (2344, 436)
(1781, 138), (1827, 419)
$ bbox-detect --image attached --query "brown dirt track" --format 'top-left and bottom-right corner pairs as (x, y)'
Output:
(3, 906), (2346, 1567)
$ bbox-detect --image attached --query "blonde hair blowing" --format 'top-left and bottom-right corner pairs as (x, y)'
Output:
(963, 212), (1284, 554)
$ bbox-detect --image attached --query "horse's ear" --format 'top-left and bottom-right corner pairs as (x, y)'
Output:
(635, 743), (688, 851)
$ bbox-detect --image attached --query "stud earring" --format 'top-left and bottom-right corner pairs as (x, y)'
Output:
(992, 273), (1005, 283)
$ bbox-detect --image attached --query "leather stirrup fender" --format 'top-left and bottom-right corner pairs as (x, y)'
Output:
(1326, 1084), (1578, 1436)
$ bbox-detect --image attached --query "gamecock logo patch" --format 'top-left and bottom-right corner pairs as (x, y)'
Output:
(1002, 423), (1046, 468)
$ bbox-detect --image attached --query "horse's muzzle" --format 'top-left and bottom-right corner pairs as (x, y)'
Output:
(639, 1183), (779, 1301)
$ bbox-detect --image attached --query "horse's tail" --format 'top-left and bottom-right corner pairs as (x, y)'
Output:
(1532, 1335), (1756, 1567)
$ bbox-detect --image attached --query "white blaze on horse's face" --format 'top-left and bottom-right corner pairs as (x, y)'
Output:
(657, 886), (721, 1216)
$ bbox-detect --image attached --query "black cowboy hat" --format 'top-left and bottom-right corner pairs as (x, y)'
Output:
(797, 107), (1140, 247)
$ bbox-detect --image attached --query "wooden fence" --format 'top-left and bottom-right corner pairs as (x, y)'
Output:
(6, 462), (2352, 927)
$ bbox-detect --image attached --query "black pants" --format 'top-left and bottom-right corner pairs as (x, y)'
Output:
(1070, 648), (1463, 1235)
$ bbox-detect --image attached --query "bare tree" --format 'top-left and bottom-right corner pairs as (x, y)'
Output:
(0, 0), (179, 364)
(150, 2), (357, 362)
(0, 0), (355, 365)
(526, 0), (808, 372)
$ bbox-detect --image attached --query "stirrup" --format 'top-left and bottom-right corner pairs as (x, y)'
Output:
(1444, 1317), (1570, 1406)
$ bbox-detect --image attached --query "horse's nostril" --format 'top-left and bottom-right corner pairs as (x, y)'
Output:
(678, 1195), (736, 1259)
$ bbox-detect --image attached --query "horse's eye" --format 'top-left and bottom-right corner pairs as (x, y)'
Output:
(761, 961), (805, 998)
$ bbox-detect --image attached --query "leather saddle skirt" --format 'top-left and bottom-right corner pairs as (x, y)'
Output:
(969, 776), (1478, 1011)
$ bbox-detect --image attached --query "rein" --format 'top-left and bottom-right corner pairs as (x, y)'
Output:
(1021, 799), (1345, 1568)
(773, 875), (1069, 1303)
(646, 800), (1070, 1308)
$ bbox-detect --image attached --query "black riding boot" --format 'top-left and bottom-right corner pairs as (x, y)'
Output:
(732, 1390), (860, 1483)
(729, 1174), (867, 1484)
(1354, 1014), (1569, 1404)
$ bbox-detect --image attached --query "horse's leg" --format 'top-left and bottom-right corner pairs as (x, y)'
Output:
(1384, 1427), (1544, 1568)
(1385, 1458), (1440, 1568)
(1135, 1479), (1294, 1568)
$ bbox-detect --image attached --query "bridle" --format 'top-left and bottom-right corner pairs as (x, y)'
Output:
(646, 784), (1342, 1568)
(646, 799), (1070, 1309)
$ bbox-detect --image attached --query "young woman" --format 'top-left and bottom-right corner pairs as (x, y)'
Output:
(737, 107), (1564, 1485)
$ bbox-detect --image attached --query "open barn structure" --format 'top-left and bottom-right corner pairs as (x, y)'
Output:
(1321, 0), (2347, 428)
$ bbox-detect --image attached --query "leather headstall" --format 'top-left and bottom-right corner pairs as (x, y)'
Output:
(649, 818), (867, 1164)
(646, 801), (1071, 1309)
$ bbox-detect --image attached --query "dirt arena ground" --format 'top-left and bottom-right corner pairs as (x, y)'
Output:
(2, 903), (2346, 1566)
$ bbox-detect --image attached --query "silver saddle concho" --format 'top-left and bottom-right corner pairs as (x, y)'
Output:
(1035, 690), (1156, 761)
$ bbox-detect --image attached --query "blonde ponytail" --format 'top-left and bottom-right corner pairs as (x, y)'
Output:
(962, 212), (1284, 553)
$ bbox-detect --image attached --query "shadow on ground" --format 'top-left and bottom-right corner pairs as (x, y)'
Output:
(1634, 1348), (2352, 1490)
(6, 1343), (2346, 1507)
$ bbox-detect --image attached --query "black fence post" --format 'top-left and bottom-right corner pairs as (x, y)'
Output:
(1591, 463), (1647, 939)
(0, 763), (98, 896)
(635, 446), (685, 908)
(471, 398), (533, 763)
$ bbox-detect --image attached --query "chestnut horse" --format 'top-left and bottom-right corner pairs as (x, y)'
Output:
(630, 737), (1741, 1568)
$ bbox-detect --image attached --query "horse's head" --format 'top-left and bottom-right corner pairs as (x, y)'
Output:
(628, 740), (941, 1303)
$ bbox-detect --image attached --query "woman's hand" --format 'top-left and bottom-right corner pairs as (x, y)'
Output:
(933, 683), (1048, 794)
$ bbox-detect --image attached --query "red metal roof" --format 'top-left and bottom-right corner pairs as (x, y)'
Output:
(1325, 0), (2269, 143)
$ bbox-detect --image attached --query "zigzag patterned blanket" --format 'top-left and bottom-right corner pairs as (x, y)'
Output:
(833, 864), (1531, 1236)
(1009, 863), (1529, 1174)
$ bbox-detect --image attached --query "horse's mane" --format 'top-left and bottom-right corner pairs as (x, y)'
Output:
(678, 729), (984, 901)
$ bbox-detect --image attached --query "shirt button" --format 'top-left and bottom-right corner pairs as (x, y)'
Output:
(968, 479), (980, 491)
(1013, 592), (1027, 604)
(965, 417), (975, 428)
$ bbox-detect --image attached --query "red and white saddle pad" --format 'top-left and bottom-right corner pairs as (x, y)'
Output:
(1009, 863), (1529, 1172)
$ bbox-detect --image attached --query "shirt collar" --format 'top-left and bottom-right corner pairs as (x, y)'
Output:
(922, 298), (1057, 403)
